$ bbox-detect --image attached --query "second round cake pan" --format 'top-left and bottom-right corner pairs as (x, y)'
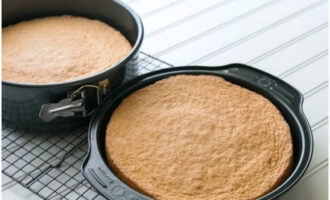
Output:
(82, 64), (313, 200)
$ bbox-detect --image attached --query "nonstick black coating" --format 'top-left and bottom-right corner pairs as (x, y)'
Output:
(2, 0), (143, 129)
(82, 64), (313, 200)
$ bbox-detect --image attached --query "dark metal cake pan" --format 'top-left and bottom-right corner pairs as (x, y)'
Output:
(2, 0), (143, 129)
(82, 64), (313, 200)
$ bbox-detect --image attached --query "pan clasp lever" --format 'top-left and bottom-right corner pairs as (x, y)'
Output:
(39, 85), (102, 122)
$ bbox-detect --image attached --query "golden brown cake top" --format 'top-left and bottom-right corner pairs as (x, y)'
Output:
(2, 15), (132, 84)
(105, 75), (293, 200)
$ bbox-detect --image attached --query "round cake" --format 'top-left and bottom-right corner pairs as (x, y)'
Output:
(2, 15), (132, 84)
(105, 75), (293, 200)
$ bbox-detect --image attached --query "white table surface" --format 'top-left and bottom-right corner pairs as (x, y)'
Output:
(3, 0), (328, 199)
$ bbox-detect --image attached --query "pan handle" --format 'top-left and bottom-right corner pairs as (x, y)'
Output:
(82, 158), (151, 200)
(212, 63), (304, 111)
(39, 84), (107, 122)
(81, 124), (151, 200)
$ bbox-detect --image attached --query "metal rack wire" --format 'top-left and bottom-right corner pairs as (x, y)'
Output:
(2, 52), (173, 200)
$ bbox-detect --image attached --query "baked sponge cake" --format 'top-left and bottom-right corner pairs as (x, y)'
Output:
(105, 75), (293, 200)
(2, 15), (132, 84)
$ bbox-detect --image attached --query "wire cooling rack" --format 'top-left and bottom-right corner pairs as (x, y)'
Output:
(2, 52), (173, 200)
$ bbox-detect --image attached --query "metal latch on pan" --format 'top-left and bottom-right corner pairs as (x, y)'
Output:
(39, 84), (106, 122)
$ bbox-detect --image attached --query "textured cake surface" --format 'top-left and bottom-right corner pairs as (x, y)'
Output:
(105, 75), (293, 200)
(2, 15), (132, 84)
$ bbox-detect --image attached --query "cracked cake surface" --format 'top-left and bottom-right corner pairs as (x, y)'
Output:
(105, 75), (293, 200)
